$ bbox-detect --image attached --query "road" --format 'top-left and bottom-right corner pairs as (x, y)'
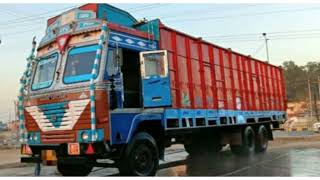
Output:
(1, 133), (320, 176)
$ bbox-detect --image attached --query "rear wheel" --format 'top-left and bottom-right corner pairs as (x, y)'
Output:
(255, 125), (268, 153)
(118, 132), (159, 176)
(57, 158), (93, 176)
(230, 126), (255, 156)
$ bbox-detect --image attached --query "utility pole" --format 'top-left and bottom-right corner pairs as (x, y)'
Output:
(262, 33), (269, 63)
(308, 79), (313, 121)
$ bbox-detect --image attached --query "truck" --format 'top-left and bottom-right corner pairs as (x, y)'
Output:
(18, 3), (287, 176)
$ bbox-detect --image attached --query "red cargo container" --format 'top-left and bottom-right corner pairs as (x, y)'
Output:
(159, 24), (287, 112)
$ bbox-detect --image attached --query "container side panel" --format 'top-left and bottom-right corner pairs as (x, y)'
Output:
(241, 56), (250, 110)
(198, 42), (208, 109)
(159, 26), (285, 112)
(168, 53), (177, 107)
(247, 57), (256, 110)
(209, 46), (218, 109)
(185, 38), (195, 108)
(272, 67), (279, 110)
(176, 34), (186, 55)
(269, 66), (276, 110)
(260, 62), (268, 111)
(191, 57), (203, 108)
(236, 55), (244, 110)
(229, 52), (236, 110)
(202, 44), (214, 109)
(254, 61), (262, 110)
(160, 29), (177, 107)
(178, 55), (191, 108)
(219, 49), (227, 109)
(171, 31), (182, 108)
(264, 63), (271, 110)
(175, 34), (192, 108)
(187, 39), (201, 108)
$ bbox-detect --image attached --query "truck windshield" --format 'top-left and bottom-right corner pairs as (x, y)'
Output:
(31, 53), (58, 90)
(63, 44), (99, 84)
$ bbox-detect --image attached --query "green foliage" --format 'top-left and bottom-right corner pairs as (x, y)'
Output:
(283, 61), (320, 102)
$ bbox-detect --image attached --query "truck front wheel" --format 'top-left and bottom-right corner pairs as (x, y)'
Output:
(118, 132), (159, 176)
(230, 126), (255, 156)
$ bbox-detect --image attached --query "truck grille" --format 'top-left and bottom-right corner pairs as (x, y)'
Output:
(41, 131), (76, 143)
(25, 99), (90, 132)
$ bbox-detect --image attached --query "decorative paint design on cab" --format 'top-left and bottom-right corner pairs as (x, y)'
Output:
(39, 8), (97, 46)
(25, 99), (90, 132)
(109, 31), (158, 51)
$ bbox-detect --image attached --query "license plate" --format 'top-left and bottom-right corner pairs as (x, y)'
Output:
(68, 143), (80, 155)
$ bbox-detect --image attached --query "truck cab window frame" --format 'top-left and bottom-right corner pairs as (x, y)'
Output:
(31, 53), (58, 91)
(63, 44), (100, 84)
(140, 50), (168, 79)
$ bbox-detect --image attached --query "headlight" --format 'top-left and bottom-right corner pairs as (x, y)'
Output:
(81, 131), (89, 140)
(33, 134), (38, 141)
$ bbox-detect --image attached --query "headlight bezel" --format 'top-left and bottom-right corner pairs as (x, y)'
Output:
(81, 131), (89, 140)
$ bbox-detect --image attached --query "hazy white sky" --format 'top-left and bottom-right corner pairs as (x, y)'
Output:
(0, 3), (319, 122)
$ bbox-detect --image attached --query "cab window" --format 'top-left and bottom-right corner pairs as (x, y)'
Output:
(31, 53), (58, 90)
(63, 44), (99, 84)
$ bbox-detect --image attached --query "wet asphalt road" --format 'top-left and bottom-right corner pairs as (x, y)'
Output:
(2, 140), (320, 176)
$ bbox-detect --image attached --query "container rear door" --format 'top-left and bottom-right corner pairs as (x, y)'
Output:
(140, 50), (171, 107)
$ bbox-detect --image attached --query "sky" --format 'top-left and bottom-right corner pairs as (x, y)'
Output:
(0, 3), (319, 122)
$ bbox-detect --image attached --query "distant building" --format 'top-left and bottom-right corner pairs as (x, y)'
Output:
(0, 121), (7, 131)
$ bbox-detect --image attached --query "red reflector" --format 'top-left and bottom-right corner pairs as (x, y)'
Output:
(85, 144), (95, 155)
(21, 144), (33, 155)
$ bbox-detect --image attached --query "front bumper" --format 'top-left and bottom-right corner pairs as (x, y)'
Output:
(21, 141), (111, 163)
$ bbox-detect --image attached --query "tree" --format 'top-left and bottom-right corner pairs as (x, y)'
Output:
(282, 61), (308, 102)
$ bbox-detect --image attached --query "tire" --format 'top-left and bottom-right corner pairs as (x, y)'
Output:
(118, 132), (159, 176)
(255, 125), (268, 153)
(57, 158), (93, 176)
(230, 126), (256, 156)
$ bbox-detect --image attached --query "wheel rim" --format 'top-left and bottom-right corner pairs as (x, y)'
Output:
(132, 144), (154, 175)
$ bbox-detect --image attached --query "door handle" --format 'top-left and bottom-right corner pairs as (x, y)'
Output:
(148, 79), (161, 84)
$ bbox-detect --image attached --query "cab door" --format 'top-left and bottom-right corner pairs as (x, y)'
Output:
(140, 50), (171, 107)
